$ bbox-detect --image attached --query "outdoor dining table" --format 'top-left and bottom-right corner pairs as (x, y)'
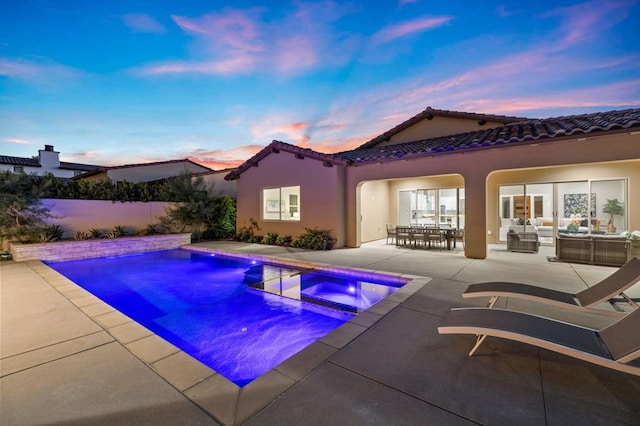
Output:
(395, 226), (456, 250)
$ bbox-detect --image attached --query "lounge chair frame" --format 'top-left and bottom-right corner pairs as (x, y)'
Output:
(438, 307), (640, 377)
(462, 258), (640, 317)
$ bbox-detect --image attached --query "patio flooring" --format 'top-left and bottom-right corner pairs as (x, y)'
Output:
(2, 240), (640, 425)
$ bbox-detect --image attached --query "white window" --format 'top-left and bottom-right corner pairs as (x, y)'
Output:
(13, 165), (24, 173)
(263, 186), (300, 221)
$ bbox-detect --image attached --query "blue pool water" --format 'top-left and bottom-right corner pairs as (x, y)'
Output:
(46, 249), (406, 386)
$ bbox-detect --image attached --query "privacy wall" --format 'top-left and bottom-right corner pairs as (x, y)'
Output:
(41, 199), (173, 238)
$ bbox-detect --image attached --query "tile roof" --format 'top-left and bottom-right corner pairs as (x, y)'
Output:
(59, 162), (102, 171)
(357, 106), (529, 149)
(0, 156), (40, 167)
(0, 156), (101, 171)
(225, 140), (352, 181)
(336, 108), (640, 164)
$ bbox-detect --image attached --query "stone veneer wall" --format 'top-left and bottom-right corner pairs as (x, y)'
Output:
(10, 233), (192, 262)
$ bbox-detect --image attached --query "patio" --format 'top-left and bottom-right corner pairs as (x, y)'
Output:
(2, 240), (639, 425)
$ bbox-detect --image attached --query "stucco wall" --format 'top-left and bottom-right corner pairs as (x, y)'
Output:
(381, 116), (507, 146)
(41, 199), (172, 238)
(359, 180), (391, 242)
(234, 150), (345, 247)
(345, 132), (640, 259)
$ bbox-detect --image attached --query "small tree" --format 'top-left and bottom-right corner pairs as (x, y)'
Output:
(0, 171), (53, 251)
(602, 198), (624, 231)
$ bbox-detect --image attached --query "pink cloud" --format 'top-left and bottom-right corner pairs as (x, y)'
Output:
(3, 138), (31, 145)
(373, 16), (452, 44)
(251, 118), (312, 145)
(122, 13), (165, 33)
(137, 55), (256, 75)
(274, 36), (318, 73)
(546, 0), (634, 50)
(0, 57), (82, 85)
(172, 11), (264, 53)
(138, 4), (357, 77)
(188, 144), (264, 169)
(460, 80), (640, 115)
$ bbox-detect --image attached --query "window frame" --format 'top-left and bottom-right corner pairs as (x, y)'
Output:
(262, 186), (301, 222)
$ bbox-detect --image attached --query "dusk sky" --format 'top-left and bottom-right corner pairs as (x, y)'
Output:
(1, 1), (639, 170)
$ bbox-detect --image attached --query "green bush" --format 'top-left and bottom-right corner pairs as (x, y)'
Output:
(88, 228), (104, 239)
(275, 235), (292, 246)
(43, 224), (64, 241)
(262, 232), (279, 245)
(292, 228), (336, 250)
(143, 223), (162, 236)
(236, 218), (260, 242)
(74, 231), (90, 241)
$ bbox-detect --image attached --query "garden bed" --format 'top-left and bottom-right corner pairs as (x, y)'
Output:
(10, 233), (192, 262)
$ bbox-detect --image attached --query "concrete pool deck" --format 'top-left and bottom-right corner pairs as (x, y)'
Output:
(2, 240), (640, 424)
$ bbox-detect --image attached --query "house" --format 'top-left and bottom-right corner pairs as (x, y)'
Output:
(0, 145), (101, 177)
(76, 159), (212, 183)
(226, 107), (640, 259)
(194, 168), (237, 198)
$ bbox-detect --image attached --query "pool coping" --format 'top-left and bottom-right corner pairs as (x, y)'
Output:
(30, 245), (431, 425)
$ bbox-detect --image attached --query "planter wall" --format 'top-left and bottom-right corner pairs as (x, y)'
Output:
(10, 233), (192, 262)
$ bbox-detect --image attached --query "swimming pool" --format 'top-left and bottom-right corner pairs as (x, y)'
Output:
(46, 249), (406, 386)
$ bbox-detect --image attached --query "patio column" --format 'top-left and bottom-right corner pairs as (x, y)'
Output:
(463, 170), (488, 259)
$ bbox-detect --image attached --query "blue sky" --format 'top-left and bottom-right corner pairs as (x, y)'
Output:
(1, 0), (639, 169)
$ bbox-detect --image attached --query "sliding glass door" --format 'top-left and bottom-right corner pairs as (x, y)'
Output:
(399, 188), (464, 228)
(499, 179), (627, 244)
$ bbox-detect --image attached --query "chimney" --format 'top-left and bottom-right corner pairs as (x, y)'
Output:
(39, 145), (60, 170)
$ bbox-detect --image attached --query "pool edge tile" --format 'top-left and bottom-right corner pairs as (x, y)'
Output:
(152, 351), (217, 391)
(125, 334), (181, 364)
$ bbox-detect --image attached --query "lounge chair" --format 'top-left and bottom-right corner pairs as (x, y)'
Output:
(462, 257), (640, 316)
(437, 307), (640, 377)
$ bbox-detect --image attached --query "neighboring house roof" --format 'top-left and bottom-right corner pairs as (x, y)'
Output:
(0, 155), (101, 171)
(225, 140), (352, 181)
(336, 108), (640, 165)
(59, 162), (101, 171)
(226, 108), (640, 180)
(357, 106), (529, 149)
(75, 158), (211, 179)
(0, 156), (40, 167)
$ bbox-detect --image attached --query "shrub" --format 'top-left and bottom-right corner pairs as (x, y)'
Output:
(105, 225), (128, 239)
(292, 228), (336, 250)
(88, 228), (104, 239)
(23, 224), (64, 243)
(74, 231), (90, 241)
(236, 218), (260, 242)
(262, 232), (279, 245)
(143, 223), (162, 236)
(275, 235), (292, 246)
(43, 224), (64, 241)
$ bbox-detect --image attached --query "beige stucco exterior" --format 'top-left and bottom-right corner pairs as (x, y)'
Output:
(234, 150), (346, 247)
(232, 113), (640, 260)
(345, 132), (640, 258)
